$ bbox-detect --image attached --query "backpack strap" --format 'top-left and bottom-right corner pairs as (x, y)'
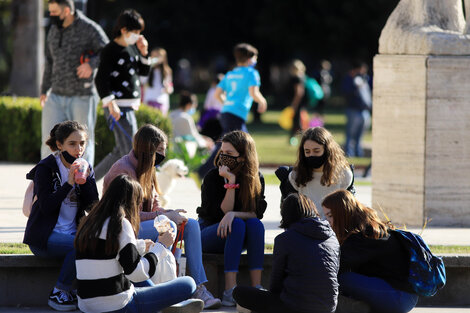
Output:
(347, 164), (356, 195)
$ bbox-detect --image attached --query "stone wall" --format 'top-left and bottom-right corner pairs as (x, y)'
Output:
(372, 55), (470, 226)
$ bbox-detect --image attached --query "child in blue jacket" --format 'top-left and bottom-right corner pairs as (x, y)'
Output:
(23, 120), (98, 311)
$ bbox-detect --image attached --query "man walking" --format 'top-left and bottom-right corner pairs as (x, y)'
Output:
(40, 0), (108, 166)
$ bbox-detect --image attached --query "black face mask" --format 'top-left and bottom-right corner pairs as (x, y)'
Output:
(154, 152), (165, 166)
(306, 153), (327, 169)
(62, 151), (77, 164)
(49, 15), (65, 28)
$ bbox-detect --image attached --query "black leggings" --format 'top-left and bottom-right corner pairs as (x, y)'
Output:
(233, 286), (302, 313)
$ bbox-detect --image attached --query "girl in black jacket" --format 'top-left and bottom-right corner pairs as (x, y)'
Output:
(233, 193), (340, 313)
(322, 190), (418, 313)
(197, 130), (267, 306)
(23, 121), (99, 311)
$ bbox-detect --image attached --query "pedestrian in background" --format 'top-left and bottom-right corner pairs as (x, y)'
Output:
(40, 0), (109, 166)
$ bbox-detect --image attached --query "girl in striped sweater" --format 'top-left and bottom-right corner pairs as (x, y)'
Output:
(74, 174), (202, 313)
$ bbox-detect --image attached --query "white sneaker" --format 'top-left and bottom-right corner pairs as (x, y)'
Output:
(192, 284), (222, 309)
(221, 286), (236, 307)
(162, 298), (204, 313)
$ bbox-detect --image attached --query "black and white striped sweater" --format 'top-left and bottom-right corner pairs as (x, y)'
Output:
(76, 217), (163, 313)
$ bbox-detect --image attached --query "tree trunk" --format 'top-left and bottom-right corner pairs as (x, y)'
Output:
(9, 0), (43, 97)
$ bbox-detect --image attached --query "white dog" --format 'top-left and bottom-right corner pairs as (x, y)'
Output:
(156, 159), (189, 207)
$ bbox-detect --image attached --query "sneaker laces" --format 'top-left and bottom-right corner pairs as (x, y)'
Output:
(57, 290), (72, 302)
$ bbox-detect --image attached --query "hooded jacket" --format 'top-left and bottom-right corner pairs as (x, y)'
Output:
(270, 217), (340, 313)
(23, 154), (99, 249)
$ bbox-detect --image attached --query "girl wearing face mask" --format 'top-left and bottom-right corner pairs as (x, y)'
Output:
(103, 124), (222, 309)
(277, 127), (353, 218)
(197, 130), (267, 307)
(24, 121), (99, 311)
(94, 9), (150, 181)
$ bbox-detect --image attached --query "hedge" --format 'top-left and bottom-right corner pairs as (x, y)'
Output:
(0, 96), (172, 164)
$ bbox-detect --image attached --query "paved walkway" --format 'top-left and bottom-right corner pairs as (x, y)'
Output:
(1, 163), (470, 246)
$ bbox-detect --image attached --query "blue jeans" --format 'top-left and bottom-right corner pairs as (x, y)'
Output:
(138, 218), (208, 286)
(94, 107), (137, 180)
(199, 217), (264, 272)
(345, 108), (366, 157)
(109, 276), (196, 313)
(41, 92), (98, 166)
(29, 231), (76, 291)
(339, 272), (418, 313)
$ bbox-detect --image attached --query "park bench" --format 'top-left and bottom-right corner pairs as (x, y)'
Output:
(0, 254), (468, 307)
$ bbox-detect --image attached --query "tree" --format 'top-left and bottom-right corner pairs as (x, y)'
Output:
(9, 0), (43, 97)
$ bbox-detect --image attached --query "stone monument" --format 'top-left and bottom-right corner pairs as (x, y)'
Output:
(372, 0), (470, 226)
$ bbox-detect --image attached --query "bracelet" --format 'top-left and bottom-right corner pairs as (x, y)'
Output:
(224, 183), (239, 189)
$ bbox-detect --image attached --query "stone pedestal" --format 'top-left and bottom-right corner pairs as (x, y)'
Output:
(372, 55), (470, 226)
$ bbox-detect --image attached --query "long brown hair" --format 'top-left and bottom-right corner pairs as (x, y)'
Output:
(149, 48), (172, 86)
(132, 124), (167, 210)
(75, 175), (143, 255)
(294, 127), (349, 187)
(214, 131), (262, 212)
(321, 189), (392, 244)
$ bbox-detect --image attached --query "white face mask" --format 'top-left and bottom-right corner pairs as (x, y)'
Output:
(124, 32), (140, 45)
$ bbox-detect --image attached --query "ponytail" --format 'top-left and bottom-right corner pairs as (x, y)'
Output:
(45, 121), (87, 152)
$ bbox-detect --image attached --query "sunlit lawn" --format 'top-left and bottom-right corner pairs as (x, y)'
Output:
(0, 243), (469, 255)
(245, 109), (372, 167)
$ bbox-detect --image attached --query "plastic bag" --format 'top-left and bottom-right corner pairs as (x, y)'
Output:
(149, 243), (177, 284)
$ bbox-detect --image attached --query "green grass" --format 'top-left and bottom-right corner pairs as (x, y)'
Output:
(1, 242), (470, 255)
(263, 243), (470, 255)
(0, 243), (32, 254)
(262, 173), (372, 186)
(246, 109), (371, 166)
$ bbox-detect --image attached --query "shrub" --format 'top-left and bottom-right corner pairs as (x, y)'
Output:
(0, 96), (171, 164)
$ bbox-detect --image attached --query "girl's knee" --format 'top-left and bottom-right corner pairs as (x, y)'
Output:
(231, 217), (245, 232)
(184, 218), (199, 232)
(245, 218), (265, 234)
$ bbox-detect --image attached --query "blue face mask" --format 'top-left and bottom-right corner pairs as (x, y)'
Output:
(187, 107), (196, 116)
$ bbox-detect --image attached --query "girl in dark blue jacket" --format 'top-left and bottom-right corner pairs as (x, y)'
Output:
(233, 193), (340, 313)
(23, 121), (98, 312)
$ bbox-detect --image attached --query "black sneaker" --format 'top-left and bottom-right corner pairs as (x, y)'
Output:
(48, 289), (77, 311)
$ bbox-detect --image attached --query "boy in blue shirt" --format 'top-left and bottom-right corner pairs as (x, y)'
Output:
(214, 43), (267, 133)
(198, 43), (267, 179)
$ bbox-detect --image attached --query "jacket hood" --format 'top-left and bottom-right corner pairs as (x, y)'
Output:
(290, 217), (335, 241)
(26, 154), (58, 180)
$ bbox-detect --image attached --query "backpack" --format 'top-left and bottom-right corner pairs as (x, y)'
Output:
(392, 229), (446, 297)
(22, 181), (37, 217)
(304, 76), (324, 108)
